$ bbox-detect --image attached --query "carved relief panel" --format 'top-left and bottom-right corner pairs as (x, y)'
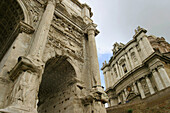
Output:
(43, 15), (84, 63)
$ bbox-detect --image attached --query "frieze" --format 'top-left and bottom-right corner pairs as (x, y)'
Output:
(47, 35), (84, 62)
(46, 24), (84, 62)
(52, 15), (84, 42)
(55, 3), (87, 29)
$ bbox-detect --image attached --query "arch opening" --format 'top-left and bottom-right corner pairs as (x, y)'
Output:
(37, 57), (77, 113)
(0, 0), (24, 62)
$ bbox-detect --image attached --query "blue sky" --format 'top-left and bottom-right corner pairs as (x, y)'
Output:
(79, 0), (170, 88)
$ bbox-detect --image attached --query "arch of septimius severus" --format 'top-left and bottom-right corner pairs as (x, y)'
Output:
(0, 0), (108, 113)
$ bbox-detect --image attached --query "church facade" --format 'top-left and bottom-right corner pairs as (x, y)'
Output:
(0, 0), (108, 113)
(102, 27), (170, 107)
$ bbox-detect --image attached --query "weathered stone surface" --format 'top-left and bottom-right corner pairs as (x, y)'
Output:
(0, 0), (107, 113)
(102, 26), (170, 108)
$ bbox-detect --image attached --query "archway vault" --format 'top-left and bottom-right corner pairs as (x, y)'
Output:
(38, 56), (78, 113)
(0, 0), (24, 61)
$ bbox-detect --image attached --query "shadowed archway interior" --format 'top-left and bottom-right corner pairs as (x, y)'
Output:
(38, 57), (77, 113)
(0, 0), (24, 61)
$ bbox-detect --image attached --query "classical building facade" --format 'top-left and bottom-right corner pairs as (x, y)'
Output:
(0, 0), (108, 113)
(102, 26), (170, 107)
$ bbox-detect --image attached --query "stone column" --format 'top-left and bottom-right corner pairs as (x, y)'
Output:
(145, 76), (155, 95)
(152, 69), (164, 91)
(118, 95), (121, 104)
(124, 54), (131, 71)
(133, 82), (138, 94)
(137, 81), (145, 99)
(122, 92), (126, 103)
(124, 88), (128, 97)
(133, 46), (142, 64)
(127, 51), (134, 69)
(157, 65), (170, 87)
(142, 36), (154, 56)
(28, 0), (56, 59)
(87, 24), (101, 86)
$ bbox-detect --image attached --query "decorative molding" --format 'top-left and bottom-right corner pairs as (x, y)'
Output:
(20, 21), (35, 34)
(9, 56), (42, 81)
(133, 26), (147, 39)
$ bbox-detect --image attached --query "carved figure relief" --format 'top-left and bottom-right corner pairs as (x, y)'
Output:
(46, 17), (84, 61)
(10, 71), (39, 108)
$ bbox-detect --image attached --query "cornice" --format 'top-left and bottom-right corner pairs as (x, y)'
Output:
(105, 52), (170, 93)
(133, 27), (147, 39)
(70, 0), (93, 17)
(85, 23), (100, 36)
(103, 39), (136, 69)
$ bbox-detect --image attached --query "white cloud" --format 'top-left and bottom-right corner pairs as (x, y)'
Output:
(79, 0), (170, 52)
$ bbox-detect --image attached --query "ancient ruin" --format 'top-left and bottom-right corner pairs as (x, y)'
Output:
(0, 0), (108, 113)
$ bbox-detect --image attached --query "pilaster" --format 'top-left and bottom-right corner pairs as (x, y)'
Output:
(115, 63), (121, 79)
(124, 53), (131, 71)
(142, 36), (154, 56)
(122, 92), (126, 103)
(127, 51), (134, 69)
(133, 82), (138, 94)
(145, 76), (155, 95)
(157, 65), (170, 87)
(133, 46), (142, 64)
(137, 80), (145, 99)
(117, 95), (121, 104)
(152, 69), (164, 91)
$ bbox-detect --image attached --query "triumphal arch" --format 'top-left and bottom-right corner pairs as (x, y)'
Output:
(0, 0), (108, 113)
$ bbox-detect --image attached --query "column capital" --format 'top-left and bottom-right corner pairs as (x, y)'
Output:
(86, 23), (99, 36)
(47, 0), (61, 6)
(145, 75), (149, 78)
(157, 64), (164, 70)
(151, 68), (156, 73)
